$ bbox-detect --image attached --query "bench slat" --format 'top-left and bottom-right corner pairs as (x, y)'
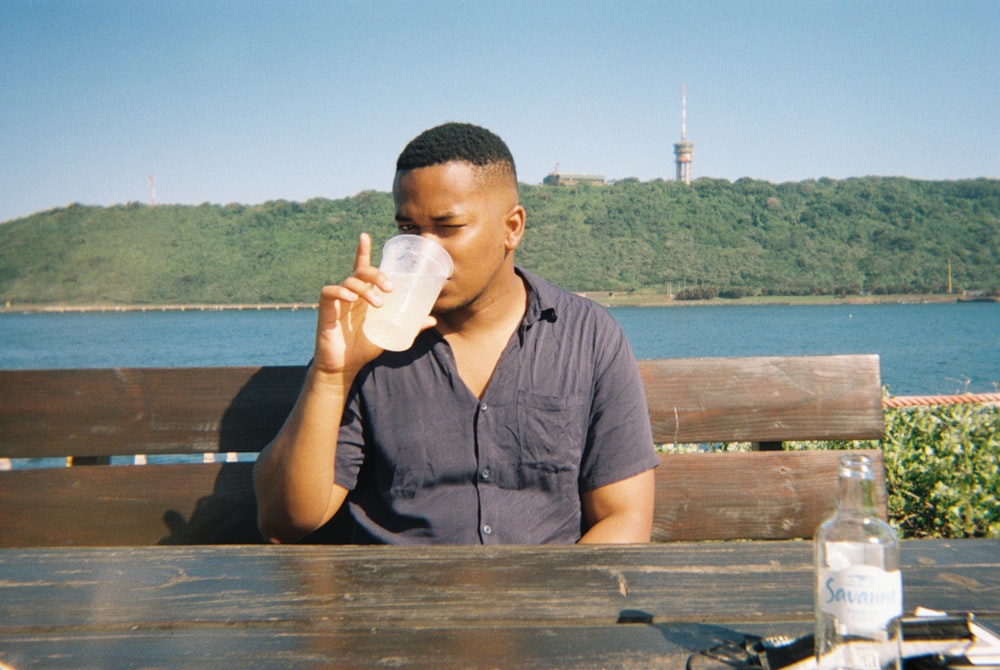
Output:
(0, 450), (886, 547)
(0, 462), (259, 546)
(641, 354), (884, 444)
(0, 366), (305, 459)
(0, 355), (883, 459)
(0, 356), (887, 546)
(652, 449), (887, 541)
(0, 462), (354, 546)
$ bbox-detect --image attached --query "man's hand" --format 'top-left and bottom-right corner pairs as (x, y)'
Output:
(313, 233), (437, 377)
(312, 233), (389, 377)
(253, 232), (441, 543)
(254, 233), (388, 543)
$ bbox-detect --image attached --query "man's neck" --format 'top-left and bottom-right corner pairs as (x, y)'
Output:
(435, 268), (528, 341)
(435, 270), (527, 399)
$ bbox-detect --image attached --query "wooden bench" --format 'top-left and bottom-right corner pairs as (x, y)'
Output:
(0, 354), (886, 547)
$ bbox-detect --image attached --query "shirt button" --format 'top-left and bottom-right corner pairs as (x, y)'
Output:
(479, 402), (488, 412)
(480, 467), (492, 481)
(482, 524), (493, 536)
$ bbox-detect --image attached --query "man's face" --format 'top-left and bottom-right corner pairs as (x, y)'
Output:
(392, 161), (523, 315)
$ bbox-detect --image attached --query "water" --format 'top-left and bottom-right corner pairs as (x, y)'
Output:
(615, 302), (999, 395)
(1, 302), (997, 395)
(0, 309), (318, 369)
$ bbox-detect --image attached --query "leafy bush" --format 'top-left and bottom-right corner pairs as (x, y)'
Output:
(675, 286), (718, 301)
(719, 286), (756, 299)
(783, 402), (999, 538)
(881, 403), (999, 538)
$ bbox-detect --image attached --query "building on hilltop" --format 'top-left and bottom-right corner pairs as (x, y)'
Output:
(542, 167), (605, 186)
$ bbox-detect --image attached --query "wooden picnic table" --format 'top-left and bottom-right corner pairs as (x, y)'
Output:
(1, 539), (997, 669)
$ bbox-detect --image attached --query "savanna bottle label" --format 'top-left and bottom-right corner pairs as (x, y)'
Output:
(819, 563), (903, 634)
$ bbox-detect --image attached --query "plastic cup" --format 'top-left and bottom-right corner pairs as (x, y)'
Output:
(362, 235), (453, 351)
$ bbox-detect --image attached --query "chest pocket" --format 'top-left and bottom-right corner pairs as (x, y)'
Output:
(516, 391), (589, 473)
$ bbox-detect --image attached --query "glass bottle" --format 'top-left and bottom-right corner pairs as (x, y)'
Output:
(814, 453), (902, 670)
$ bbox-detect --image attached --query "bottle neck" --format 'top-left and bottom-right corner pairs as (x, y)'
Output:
(836, 454), (879, 515)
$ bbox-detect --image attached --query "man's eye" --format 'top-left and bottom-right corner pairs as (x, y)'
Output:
(397, 224), (418, 233)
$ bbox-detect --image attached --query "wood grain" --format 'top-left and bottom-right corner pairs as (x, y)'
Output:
(0, 356), (887, 546)
(0, 366), (305, 458)
(640, 354), (884, 444)
(0, 355), (883, 459)
(0, 541), (996, 669)
(0, 450), (886, 546)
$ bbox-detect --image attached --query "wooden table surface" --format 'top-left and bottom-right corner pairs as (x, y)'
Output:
(1, 539), (997, 669)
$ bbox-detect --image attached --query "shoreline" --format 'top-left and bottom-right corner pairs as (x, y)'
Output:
(1, 302), (318, 314)
(2, 293), (996, 314)
(576, 291), (985, 308)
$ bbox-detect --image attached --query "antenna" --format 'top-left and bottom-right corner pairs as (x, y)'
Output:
(681, 83), (687, 142)
(148, 175), (156, 206)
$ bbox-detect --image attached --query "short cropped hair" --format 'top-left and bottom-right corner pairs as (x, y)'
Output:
(396, 122), (517, 188)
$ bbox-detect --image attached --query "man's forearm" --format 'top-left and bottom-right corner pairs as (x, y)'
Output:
(252, 367), (351, 543)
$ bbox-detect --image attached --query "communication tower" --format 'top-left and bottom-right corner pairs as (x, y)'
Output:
(673, 84), (694, 185)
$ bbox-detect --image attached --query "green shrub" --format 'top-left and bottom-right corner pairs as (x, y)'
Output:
(719, 286), (756, 299)
(675, 286), (718, 301)
(783, 402), (999, 538)
(881, 403), (999, 538)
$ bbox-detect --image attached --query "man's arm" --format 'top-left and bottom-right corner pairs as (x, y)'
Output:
(253, 234), (396, 544)
(578, 469), (656, 544)
(253, 367), (353, 543)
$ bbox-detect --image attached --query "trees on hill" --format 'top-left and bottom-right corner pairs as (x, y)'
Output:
(517, 176), (998, 297)
(1, 177), (997, 305)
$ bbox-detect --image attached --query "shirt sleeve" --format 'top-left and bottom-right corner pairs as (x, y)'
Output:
(334, 377), (367, 491)
(578, 314), (659, 492)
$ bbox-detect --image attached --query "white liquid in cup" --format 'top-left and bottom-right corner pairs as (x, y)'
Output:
(362, 236), (452, 351)
(363, 272), (446, 351)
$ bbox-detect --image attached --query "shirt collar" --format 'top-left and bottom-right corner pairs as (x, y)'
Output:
(515, 267), (558, 330)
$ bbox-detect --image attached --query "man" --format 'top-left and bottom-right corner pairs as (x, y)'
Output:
(253, 122), (657, 544)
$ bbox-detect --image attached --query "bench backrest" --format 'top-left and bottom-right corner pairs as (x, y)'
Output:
(0, 354), (885, 546)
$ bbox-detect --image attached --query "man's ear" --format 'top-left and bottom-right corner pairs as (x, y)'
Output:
(504, 204), (526, 251)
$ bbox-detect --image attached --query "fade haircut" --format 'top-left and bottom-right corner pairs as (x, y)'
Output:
(396, 122), (517, 189)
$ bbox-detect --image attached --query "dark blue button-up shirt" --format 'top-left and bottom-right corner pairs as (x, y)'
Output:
(335, 268), (657, 544)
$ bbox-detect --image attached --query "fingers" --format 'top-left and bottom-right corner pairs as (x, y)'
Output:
(350, 233), (391, 300)
(419, 315), (437, 331)
(318, 282), (360, 305)
(353, 233), (372, 271)
(316, 284), (356, 334)
(311, 233), (396, 373)
(342, 275), (383, 308)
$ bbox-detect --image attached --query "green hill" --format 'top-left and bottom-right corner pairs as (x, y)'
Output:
(1, 177), (997, 306)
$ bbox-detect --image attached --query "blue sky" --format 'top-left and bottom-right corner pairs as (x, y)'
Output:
(2, 0), (998, 223)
